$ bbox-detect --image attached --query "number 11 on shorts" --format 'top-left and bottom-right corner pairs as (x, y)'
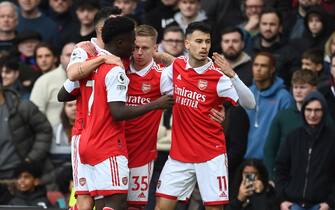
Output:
(217, 176), (227, 192)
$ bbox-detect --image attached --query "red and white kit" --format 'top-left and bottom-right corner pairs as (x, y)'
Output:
(126, 60), (163, 204)
(67, 39), (99, 196)
(157, 56), (239, 205)
(79, 49), (130, 196)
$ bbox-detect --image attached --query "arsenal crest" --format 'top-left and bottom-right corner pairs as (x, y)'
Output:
(79, 178), (86, 186)
(122, 177), (128, 185)
(142, 83), (151, 93)
(198, 80), (208, 90)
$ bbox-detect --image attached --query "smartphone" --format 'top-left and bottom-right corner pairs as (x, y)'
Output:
(245, 173), (256, 183)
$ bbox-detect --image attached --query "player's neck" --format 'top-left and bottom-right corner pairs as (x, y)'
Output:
(188, 57), (209, 68)
(133, 61), (150, 71)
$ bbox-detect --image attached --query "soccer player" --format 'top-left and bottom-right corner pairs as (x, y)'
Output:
(78, 17), (173, 210)
(125, 24), (165, 209)
(156, 22), (255, 210)
(58, 7), (123, 210)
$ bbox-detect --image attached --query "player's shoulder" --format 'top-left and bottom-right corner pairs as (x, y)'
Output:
(151, 62), (164, 74)
(205, 62), (226, 78)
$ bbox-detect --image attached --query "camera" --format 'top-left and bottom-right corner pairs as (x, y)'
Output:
(245, 173), (256, 183)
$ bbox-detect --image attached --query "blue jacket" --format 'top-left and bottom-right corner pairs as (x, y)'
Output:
(244, 77), (294, 159)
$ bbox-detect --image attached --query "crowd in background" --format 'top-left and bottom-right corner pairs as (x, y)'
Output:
(0, 0), (335, 209)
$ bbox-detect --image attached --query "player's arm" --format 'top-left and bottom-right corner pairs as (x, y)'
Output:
(153, 51), (175, 66)
(57, 79), (79, 102)
(67, 44), (123, 81)
(106, 67), (174, 121)
(213, 52), (256, 109)
(109, 95), (173, 121)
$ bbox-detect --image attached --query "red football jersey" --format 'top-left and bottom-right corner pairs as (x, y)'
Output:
(168, 57), (238, 163)
(125, 61), (163, 167)
(79, 63), (129, 165)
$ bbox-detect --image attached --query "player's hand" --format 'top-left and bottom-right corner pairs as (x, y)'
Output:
(280, 201), (293, 210)
(76, 41), (96, 56)
(102, 55), (124, 69)
(212, 52), (236, 78)
(237, 179), (254, 202)
(209, 105), (225, 124)
(319, 202), (330, 210)
(154, 95), (174, 109)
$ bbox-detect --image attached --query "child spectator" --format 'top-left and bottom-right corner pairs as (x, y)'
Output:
(8, 162), (51, 208)
(301, 48), (328, 86)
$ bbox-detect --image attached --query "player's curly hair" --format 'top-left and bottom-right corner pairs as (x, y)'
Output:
(102, 16), (135, 44)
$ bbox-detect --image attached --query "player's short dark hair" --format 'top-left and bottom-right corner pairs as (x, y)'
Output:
(185, 21), (211, 37)
(302, 48), (324, 65)
(220, 26), (244, 41)
(93, 7), (122, 27)
(260, 7), (283, 25)
(291, 69), (318, 86)
(102, 16), (135, 44)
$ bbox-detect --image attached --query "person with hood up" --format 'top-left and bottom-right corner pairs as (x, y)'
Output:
(275, 91), (335, 210)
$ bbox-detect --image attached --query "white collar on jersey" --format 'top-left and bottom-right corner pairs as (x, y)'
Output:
(186, 57), (213, 74)
(129, 58), (154, 77)
(90, 38), (105, 54)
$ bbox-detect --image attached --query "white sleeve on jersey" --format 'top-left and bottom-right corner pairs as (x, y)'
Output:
(217, 75), (239, 103)
(105, 66), (129, 102)
(230, 74), (256, 109)
(63, 79), (80, 94)
(67, 47), (88, 69)
(160, 63), (173, 95)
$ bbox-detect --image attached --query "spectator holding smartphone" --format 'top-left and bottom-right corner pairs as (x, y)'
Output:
(226, 159), (279, 210)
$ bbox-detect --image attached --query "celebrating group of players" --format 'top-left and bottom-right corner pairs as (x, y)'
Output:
(58, 6), (256, 210)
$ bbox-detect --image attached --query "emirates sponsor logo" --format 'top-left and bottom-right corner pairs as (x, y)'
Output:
(122, 177), (128, 185)
(174, 85), (206, 108)
(219, 191), (227, 198)
(138, 192), (146, 199)
(127, 95), (151, 105)
(141, 83), (151, 93)
(198, 79), (208, 90)
(157, 180), (161, 189)
(79, 178), (86, 186)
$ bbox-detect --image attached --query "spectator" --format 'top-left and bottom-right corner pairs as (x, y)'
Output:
(250, 8), (300, 87)
(30, 42), (75, 126)
(264, 69), (317, 179)
(0, 1), (18, 57)
(240, 0), (264, 36)
(63, 0), (99, 44)
(293, 5), (334, 54)
(275, 91), (335, 210)
(15, 30), (43, 92)
(55, 165), (72, 209)
(301, 48), (328, 86)
(8, 162), (51, 208)
(1, 57), (30, 100)
(286, 0), (322, 40)
(323, 31), (335, 75)
(158, 26), (186, 57)
(17, 0), (60, 48)
(47, 0), (75, 32)
(114, 0), (141, 23)
(220, 26), (253, 86)
(226, 159), (278, 210)
(50, 101), (75, 168)
(34, 42), (58, 74)
(318, 53), (335, 122)
(142, 0), (179, 42)
(244, 52), (294, 159)
(0, 82), (52, 202)
(173, 0), (208, 32)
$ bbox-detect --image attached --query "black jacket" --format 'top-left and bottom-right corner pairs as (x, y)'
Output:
(4, 89), (52, 162)
(275, 91), (335, 208)
(9, 186), (51, 208)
